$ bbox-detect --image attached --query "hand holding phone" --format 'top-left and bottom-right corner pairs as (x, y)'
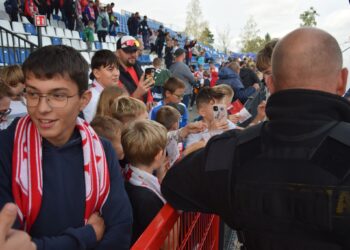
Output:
(213, 104), (227, 121)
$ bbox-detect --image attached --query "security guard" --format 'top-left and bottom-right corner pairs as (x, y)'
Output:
(161, 27), (350, 250)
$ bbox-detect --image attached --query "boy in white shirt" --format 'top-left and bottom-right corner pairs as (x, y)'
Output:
(186, 87), (236, 147)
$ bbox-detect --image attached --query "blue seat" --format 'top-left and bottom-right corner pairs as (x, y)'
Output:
(51, 37), (62, 45)
(23, 23), (37, 35)
(15, 48), (30, 64)
(94, 42), (102, 50)
(0, 48), (16, 65)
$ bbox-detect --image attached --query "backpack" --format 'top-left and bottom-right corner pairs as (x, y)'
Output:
(101, 16), (108, 28)
(4, 0), (12, 14)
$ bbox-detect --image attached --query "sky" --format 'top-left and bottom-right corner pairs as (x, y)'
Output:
(106, 0), (350, 85)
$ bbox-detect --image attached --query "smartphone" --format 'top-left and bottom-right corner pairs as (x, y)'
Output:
(145, 67), (155, 80)
(213, 104), (227, 121)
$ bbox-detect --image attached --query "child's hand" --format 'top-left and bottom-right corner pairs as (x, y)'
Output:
(182, 140), (206, 157)
(228, 114), (240, 124)
(212, 119), (229, 131)
(182, 121), (207, 138)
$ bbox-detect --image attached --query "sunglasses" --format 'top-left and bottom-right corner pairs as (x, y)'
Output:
(122, 39), (140, 48)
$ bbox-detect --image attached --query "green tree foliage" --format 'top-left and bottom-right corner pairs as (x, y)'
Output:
(198, 25), (215, 47)
(238, 17), (269, 53)
(299, 7), (319, 27)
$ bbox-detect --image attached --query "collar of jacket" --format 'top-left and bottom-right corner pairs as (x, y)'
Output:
(267, 89), (350, 122)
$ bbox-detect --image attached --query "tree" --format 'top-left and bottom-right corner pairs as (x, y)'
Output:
(185, 0), (204, 39)
(299, 7), (319, 27)
(264, 33), (271, 43)
(198, 25), (214, 47)
(217, 25), (232, 54)
(238, 16), (266, 53)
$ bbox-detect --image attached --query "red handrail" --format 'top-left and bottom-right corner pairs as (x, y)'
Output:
(131, 203), (220, 250)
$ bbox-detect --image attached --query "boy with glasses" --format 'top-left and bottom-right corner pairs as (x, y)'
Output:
(0, 45), (132, 250)
(149, 77), (189, 128)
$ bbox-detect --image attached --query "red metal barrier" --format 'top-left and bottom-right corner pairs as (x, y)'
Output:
(131, 203), (220, 250)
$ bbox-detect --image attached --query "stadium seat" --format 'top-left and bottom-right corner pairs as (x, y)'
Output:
(55, 27), (65, 38)
(27, 35), (38, 46)
(64, 29), (74, 39)
(94, 42), (102, 50)
(108, 43), (115, 51)
(23, 23), (37, 35)
(62, 38), (71, 46)
(58, 21), (66, 29)
(0, 48), (15, 65)
(72, 30), (80, 40)
(21, 16), (30, 23)
(42, 36), (52, 46)
(105, 35), (111, 43)
(15, 48), (30, 64)
(71, 39), (81, 50)
(51, 37), (62, 45)
(102, 42), (108, 50)
(80, 51), (90, 64)
(51, 19), (58, 27)
(0, 10), (10, 21)
(46, 26), (56, 37)
(0, 33), (14, 47)
(79, 40), (87, 50)
(0, 19), (12, 31)
(12, 22), (29, 35)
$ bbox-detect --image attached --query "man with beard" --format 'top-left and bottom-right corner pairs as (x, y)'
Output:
(116, 36), (154, 105)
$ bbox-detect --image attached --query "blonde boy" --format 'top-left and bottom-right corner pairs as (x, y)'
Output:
(122, 120), (168, 245)
(111, 96), (148, 125)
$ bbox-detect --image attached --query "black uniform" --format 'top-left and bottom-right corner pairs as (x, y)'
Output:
(162, 89), (350, 250)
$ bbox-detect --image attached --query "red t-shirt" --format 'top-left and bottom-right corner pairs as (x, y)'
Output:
(119, 67), (153, 103)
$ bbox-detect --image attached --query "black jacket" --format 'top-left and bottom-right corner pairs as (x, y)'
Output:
(162, 89), (350, 250)
(119, 63), (148, 102)
(239, 67), (260, 88)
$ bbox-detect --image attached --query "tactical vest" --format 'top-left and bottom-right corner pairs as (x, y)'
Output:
(228, 121), (350, 250)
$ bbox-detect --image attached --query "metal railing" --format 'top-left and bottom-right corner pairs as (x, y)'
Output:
(131, 203), (220, 250)
(0, 25), (37, 66)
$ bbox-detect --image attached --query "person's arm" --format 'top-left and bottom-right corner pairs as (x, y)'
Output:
(162, 131), (236, 215)
(183, 65), (196, 85)
(94, 139), (133, 250)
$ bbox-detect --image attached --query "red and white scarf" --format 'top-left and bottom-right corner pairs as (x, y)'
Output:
(124, 165), (166, 204)
(12, 115), (110, 232)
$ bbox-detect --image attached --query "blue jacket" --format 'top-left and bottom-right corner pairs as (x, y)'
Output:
(217, 67), (256, 103)
(149, 100), (189, 128)
(0, 119), (133, 250)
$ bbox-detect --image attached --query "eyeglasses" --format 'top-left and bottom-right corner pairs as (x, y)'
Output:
(0, 108), (11, 120)
(23, 90), (79, 108)
(173, 93), (185, 99)
(122, 39), (140, 48)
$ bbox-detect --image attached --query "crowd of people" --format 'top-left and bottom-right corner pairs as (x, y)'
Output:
(0, 5), (350, 248)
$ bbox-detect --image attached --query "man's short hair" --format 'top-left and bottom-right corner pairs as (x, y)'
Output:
(0, 80), (11, 99)
(122, 120), (167, 166)
(155, 105), (181, 130)
(96, 86), (127, 117)
(213, 84), (234, 101)
(256, 39), (279, 72)
(196, 87), (225, 109)
(90, 49), (119, 80)
(163, 77), (185, 96)
(0, 65), (24, 88)
(90, 116), (123, 142)
(22, 45), (89, 94)
(111, 96), (147, 124)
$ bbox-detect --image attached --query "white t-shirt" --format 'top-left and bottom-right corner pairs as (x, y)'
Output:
(83, 81), (104, 123)
(1, 99), (27, 130)
(186, 119), (236, 147)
